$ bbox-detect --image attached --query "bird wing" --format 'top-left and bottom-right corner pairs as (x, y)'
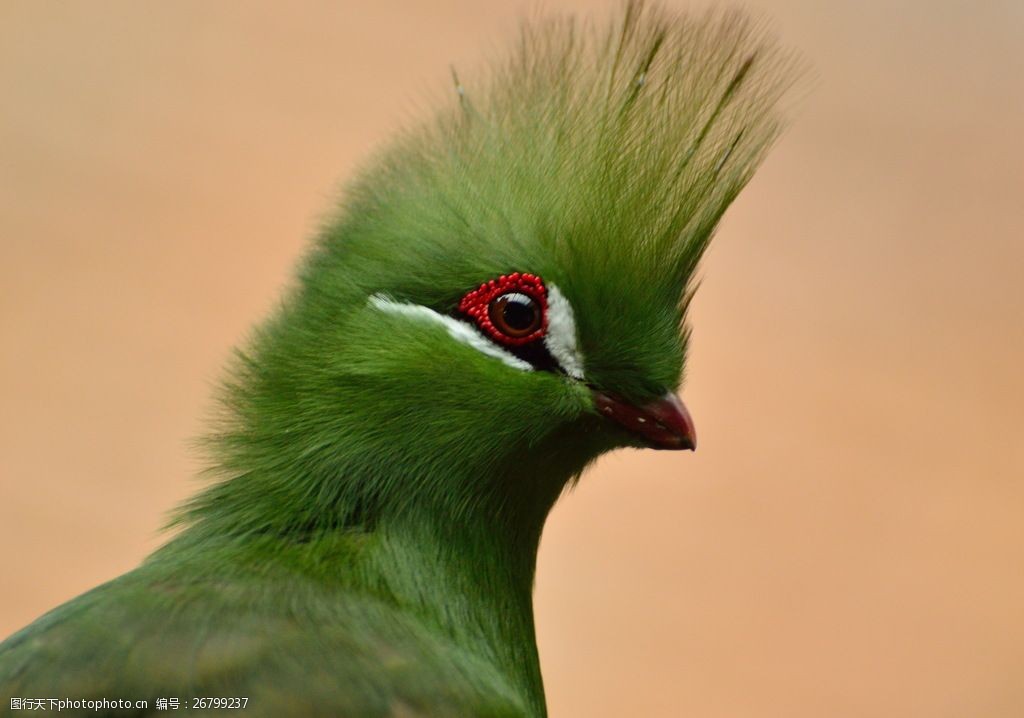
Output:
(0, 565), (526, 717)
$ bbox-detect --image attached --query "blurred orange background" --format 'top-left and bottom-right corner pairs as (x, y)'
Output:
(2, 2), (1022, 716)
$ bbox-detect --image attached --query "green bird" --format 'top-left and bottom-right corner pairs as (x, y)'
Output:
(1, 3), (793, 716)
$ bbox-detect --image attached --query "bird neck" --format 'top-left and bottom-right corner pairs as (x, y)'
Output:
(367, 510), (548, 715)
(357, 430), (601, 717)
(167, 405), (604, 715)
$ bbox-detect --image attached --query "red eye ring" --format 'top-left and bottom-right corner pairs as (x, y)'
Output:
(458, 272), (548, 346)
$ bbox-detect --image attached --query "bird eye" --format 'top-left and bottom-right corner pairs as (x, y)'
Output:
(489, 292), (542, 338)
(457, 272), (548, 347)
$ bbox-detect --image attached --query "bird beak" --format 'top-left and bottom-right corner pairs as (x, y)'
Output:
(591, 390), (697, 451)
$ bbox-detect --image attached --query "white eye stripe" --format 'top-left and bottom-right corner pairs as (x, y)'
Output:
(367, 285), (586, 379)
(368, 294), (532, 372)
(544, 283), (586, 379)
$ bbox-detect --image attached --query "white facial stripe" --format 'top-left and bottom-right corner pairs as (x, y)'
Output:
(544, 284), (586, 379)
(367, 294), (532, 372)
(368, 285), (586, 379)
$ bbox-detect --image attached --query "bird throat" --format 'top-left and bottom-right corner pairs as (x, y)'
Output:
(356, 427), (605, 717)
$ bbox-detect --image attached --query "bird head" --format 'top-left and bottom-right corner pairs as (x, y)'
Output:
(184, 3), (792, 538)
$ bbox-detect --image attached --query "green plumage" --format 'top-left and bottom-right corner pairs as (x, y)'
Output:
(0, 3), (793, 716)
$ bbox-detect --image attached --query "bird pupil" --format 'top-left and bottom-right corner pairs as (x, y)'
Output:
(502, 294), (536, 330)
(487, 291), (540, 338)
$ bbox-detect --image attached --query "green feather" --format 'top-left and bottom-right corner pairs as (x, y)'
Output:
(0, 3), (795, 716)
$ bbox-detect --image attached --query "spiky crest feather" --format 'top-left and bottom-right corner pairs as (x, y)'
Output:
(355, 1), (790, 304)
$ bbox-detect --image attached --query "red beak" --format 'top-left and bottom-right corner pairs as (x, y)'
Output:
(592, 390), (697, 451)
